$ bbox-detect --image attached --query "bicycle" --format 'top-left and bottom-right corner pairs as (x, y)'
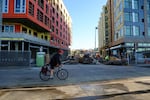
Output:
(39, 64), (68, 81)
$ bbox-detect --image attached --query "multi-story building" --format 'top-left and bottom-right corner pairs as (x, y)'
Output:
(99, 0), (150, 59)
(0, 0), (72, 66)
(98, 6), (106, 57)
(98, 0), (113, 57)
(111, 0), (150, 58)
(50, 0), (72, 53)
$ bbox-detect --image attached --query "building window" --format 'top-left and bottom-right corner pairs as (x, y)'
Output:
(37, 9), (43, 22)
(44, 16), (49, 26)
(57, 39), (60, 43)
(126, 43), (134, 46)
(56, 29), (58, 34)
(41, 35), (43, 39)
(60, 11), (62, 16)
(34, 32), (37, 37)
(56, 21), (58, 26)
(56, 13), (59, 18)
(57, 4), (59, 10)
(60, 32), (62, 37)
(14, 0), (26, 13)
(133, 0), (139, 9)
(46, 4), (49, 14)
(60, 17), (62, 23)
(124, 12), (132, 21)
(45, 36), (48, 40)
(29, 1), (34, 16)
(53, 0), (55, 5)
(51, 36), (54, 41)
(10, 26), (14, 32)
(124, 0), (132, 8)
(3, 0), (9, 13)
(52, 17), (55, 23)
(114, 32), (118, 40)
(124, 25), (132, 36)
(120, 27), (124, 37)
(22, 27), (27, 33)
(38, 0), (44, 9)
(52, 25), (54, 32)
(147, 0), (150, 10)
(133, 12), (139, 22)
(52, 7), (55, 14)
(148, 27), (150, 36)
(29, 30), (31, 35)
(124, 13), (130, 21)
(2, 25), (14, 32)
(60, 25), (62, 30)
(148, 14), (150, 23)
(133, 26), (140, 36)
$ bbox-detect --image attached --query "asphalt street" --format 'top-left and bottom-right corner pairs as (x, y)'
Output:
(0, 64), (150, 100)
(0, 64), (150, 88)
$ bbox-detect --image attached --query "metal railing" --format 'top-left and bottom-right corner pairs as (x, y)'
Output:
(0, 51), (31, 66)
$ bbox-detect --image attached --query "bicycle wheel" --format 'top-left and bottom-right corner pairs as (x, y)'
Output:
(39, 70), (50, 81)
(57, 69), (68, 80)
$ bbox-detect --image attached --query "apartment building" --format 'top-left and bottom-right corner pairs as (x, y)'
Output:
(98, 6), (107, 57)
(50, 0), (72, 52)
(99, 0), (150, 59)
(98, 0), (113, 57)
(0, 0), (72, 66)
(112, 0), (150, 58)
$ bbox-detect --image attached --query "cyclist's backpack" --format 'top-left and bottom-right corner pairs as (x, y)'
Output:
(41, 65), (48, 73)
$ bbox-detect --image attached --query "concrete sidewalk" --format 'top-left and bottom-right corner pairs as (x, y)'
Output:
(0, 76), (150, 100)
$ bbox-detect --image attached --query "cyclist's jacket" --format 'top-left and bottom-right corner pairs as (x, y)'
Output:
(50, 53), (61, 66)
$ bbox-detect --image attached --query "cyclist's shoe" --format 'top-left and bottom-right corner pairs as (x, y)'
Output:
(49, 75), (54, 79)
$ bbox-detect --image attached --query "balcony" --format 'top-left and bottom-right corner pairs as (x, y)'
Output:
(0, 32), (50, 46)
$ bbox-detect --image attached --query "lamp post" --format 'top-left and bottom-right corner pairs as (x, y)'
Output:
(95, 27), (98, 50)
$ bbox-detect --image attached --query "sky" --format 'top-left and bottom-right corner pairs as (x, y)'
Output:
(63, 0), (107, 50)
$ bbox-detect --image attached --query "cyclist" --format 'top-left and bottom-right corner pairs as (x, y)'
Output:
(49, 49), (64, 79)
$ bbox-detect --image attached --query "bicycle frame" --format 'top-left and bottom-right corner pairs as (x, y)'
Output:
(39, 64), (68, 81)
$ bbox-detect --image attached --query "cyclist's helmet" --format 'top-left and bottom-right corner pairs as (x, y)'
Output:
(58, 49), (64, 54)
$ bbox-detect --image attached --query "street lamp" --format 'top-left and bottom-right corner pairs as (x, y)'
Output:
(95, 27), (98, 50)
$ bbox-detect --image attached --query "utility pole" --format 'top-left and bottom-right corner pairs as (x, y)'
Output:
(95, 27), (98, 50)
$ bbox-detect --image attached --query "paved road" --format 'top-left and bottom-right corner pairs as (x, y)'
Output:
(0, 64), (150, 88)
